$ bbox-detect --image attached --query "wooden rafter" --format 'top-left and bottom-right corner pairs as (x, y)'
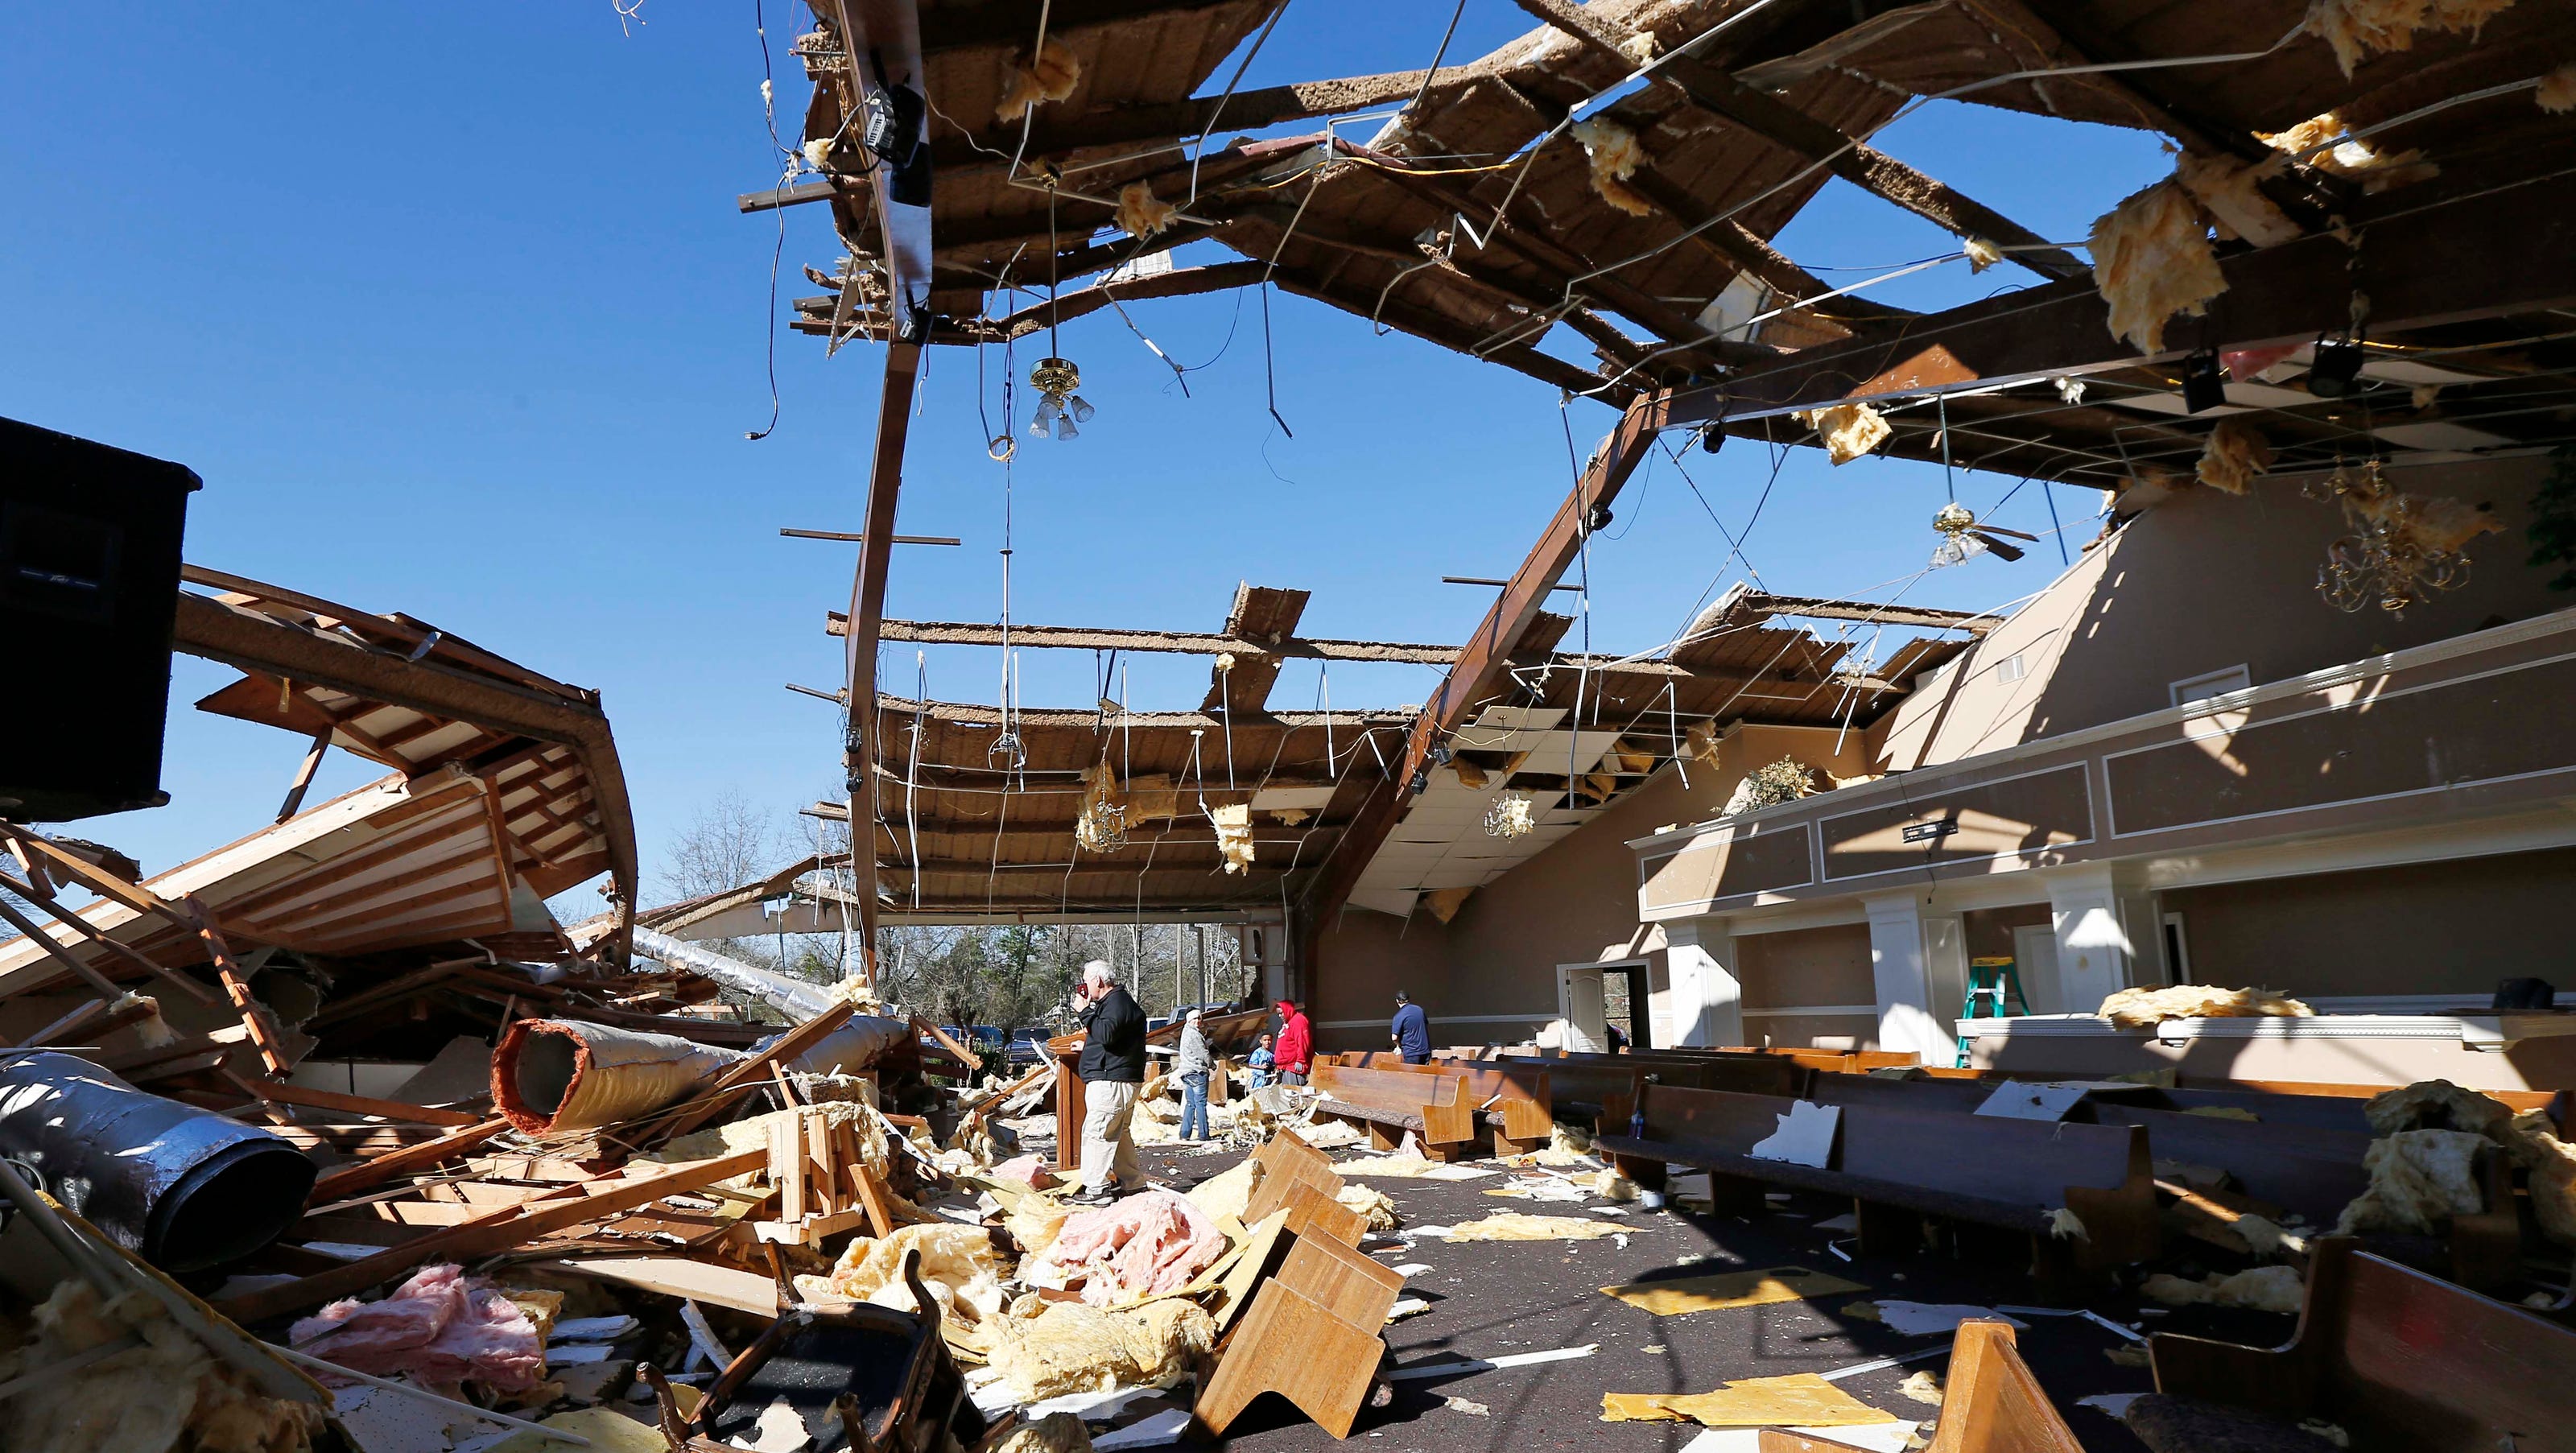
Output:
(1507, 0), (2087, 281)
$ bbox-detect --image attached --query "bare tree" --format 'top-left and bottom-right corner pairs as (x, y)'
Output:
(655, 788), (789, 906)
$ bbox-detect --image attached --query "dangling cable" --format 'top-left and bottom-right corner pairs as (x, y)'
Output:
(1939, 394), (1956, 503)
(1260, 283), (1294, 438)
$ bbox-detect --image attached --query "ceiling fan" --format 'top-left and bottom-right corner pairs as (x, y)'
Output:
(1930, 502), (2039, 566)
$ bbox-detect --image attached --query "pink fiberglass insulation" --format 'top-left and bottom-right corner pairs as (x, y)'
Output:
(288, 1262), (544, 1392)
(1035, 1189), (1229, 1306)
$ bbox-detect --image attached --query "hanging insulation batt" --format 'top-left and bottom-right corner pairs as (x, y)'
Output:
(492, 1018), (748, 1134)
(2197, 421), (2274, 494)
(2089, 181), (2225, 353)
(1802, 402), (1890, 465)
(2541, 64), (2576, 113)
(1075, 760), (1128, 852)
(2259, 113), (2439, 190)
(2173, 151), (2301, 247)
(997, 39), (1081, 122)
(1115, 182), (1177, 237)
(2302, 0), (2520, 76)
(1569, 118), (1655, 217)
(1212, 802), (1254, 873)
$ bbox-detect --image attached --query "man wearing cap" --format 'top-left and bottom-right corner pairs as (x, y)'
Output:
(1390, 989), (1431, 1065)
(1067, 960), (1147, 1206)
(1274, 997), (1313, 1087)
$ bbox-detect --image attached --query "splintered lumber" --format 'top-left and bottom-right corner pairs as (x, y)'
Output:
(304, 1116), (513, 1205)
(219, 1148), (768, 1323)
(239, 1079), (483, 1128)
(545, 1256), (782, 1317)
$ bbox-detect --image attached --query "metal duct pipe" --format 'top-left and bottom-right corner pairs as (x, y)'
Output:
(0, 1051), (316, 1272)
(492, 1019), (749, 1135)
(630, 927), (843, 1021)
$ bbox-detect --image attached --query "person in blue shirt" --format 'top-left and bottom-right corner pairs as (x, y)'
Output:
(1245, 1033), (1276, 1089)
(1390, 990), (1431, 1065)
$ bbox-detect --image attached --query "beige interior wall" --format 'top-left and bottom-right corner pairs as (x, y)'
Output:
(1871, 456), (2563, 771)
(1309, 906), (1448, 1051)
(2161, 846), (2576, 999)
(1734, 923), (1877, 1009)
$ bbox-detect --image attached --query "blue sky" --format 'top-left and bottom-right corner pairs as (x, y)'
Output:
(2, 3), (2172, 896)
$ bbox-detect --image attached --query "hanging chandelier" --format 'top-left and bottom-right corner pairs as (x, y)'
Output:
(1483, 790), (1535, 839)
(2308, 460), (2492, 613)
(1027, 356), (1095, 440)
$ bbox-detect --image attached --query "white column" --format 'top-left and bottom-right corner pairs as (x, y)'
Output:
(1920, 911), (1968, 1067)
(1662, 918), (1742, 1048)
(2046, 865), (2136, 1013)
(1863, 894), (1949, 1061)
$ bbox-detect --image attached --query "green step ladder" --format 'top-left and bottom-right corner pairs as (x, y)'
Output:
(1956, 955), (2031, 1067)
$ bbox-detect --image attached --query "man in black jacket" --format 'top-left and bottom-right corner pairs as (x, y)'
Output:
(1068, 960), (1147, 1204)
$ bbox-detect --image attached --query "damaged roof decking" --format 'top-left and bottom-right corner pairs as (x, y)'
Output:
(783, 0), (2576, 483)
(0, 569), (638, 994)
(817, 583), (1972, 921)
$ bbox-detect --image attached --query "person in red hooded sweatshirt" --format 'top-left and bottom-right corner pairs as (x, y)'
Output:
(1273, 997), (1313, 1086)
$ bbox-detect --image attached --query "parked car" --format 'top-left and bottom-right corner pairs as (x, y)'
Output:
(1005, 1030), (1046, 1068)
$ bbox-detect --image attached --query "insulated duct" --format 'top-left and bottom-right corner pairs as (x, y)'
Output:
(630, 926), (844, 1021)
(764, 1015), (913, 1079)
(493, 1018), (748, 1135)
(0, 1051), (316, 1271)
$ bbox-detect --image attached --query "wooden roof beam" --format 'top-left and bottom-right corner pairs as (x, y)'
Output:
(1663, 167), (2576, 429)
(991, 259), (1268, 339)
(1506, 0), (2087, 281)
(1734, 592), (1998, 634)
(1203, 584), (1308, 714)
(931, 65), (1483, 175)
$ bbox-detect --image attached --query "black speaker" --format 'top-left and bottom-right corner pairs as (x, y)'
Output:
(0, 418), (200, 823)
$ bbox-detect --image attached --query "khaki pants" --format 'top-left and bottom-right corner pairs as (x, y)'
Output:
(1080, 1079), (1145, 1193)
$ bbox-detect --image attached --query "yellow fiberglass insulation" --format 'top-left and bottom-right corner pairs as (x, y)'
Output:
(1569, 117), (1655, 218)
(2141, 1265), (2306, 1315)
(2, 1280), (326, 1453)
(1963, 236), (2004, 272)
(1115, 182), (1176, 238)
(1074, 761), (1127, 852)
(2098, 984), (2312, 1029)
(1186, 1155), (1263, 1224)
(996, 1412), (1096, 1453)
(2364, 1079), (2512, 1137)
(2334, 1128), (2488, 1234)
(821, 1222), (1009, 1327)
(2259, 112), (2439, 191)
(2302, 0), (2519, 76)
(2501, 1110), (2576, 1245)
(2173, 151), (2301, 247)
(2541, 64), (2576, 114)
(1802, 402), (1891, 465)
(1337, 1183), (1401, 1231)
(2197, 421), (2274, 495)
(1212, 803), (1254, 873)
(987, 1298), (1216, 1402)
(2088, 180), (2224, 354)
(997, 39), (1081, 123)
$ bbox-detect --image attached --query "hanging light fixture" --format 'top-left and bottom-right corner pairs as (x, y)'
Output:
(2307, 460), (2483, 613)
(1028, 356), (1094, 440)
(1927, 502), (2037, 568)
(1483, 790), (1536, 839)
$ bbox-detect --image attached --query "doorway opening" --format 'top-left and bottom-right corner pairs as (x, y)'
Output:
(1559, 960), (1653, 1051)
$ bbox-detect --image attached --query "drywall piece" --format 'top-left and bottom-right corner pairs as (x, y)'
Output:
(1682, 1422), (1922, 1453)
(1384, 1344), (1600, 1380)
(1439, 1214), (1622, 1242)
(1872, 1302), (2029, 1337)
(1975, 1083), (2091, 1121)
(1600, 1266), (1868, 1316)
(1093, 1408), (1191, 1450)
(1751, 1101), (1839, 1168)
